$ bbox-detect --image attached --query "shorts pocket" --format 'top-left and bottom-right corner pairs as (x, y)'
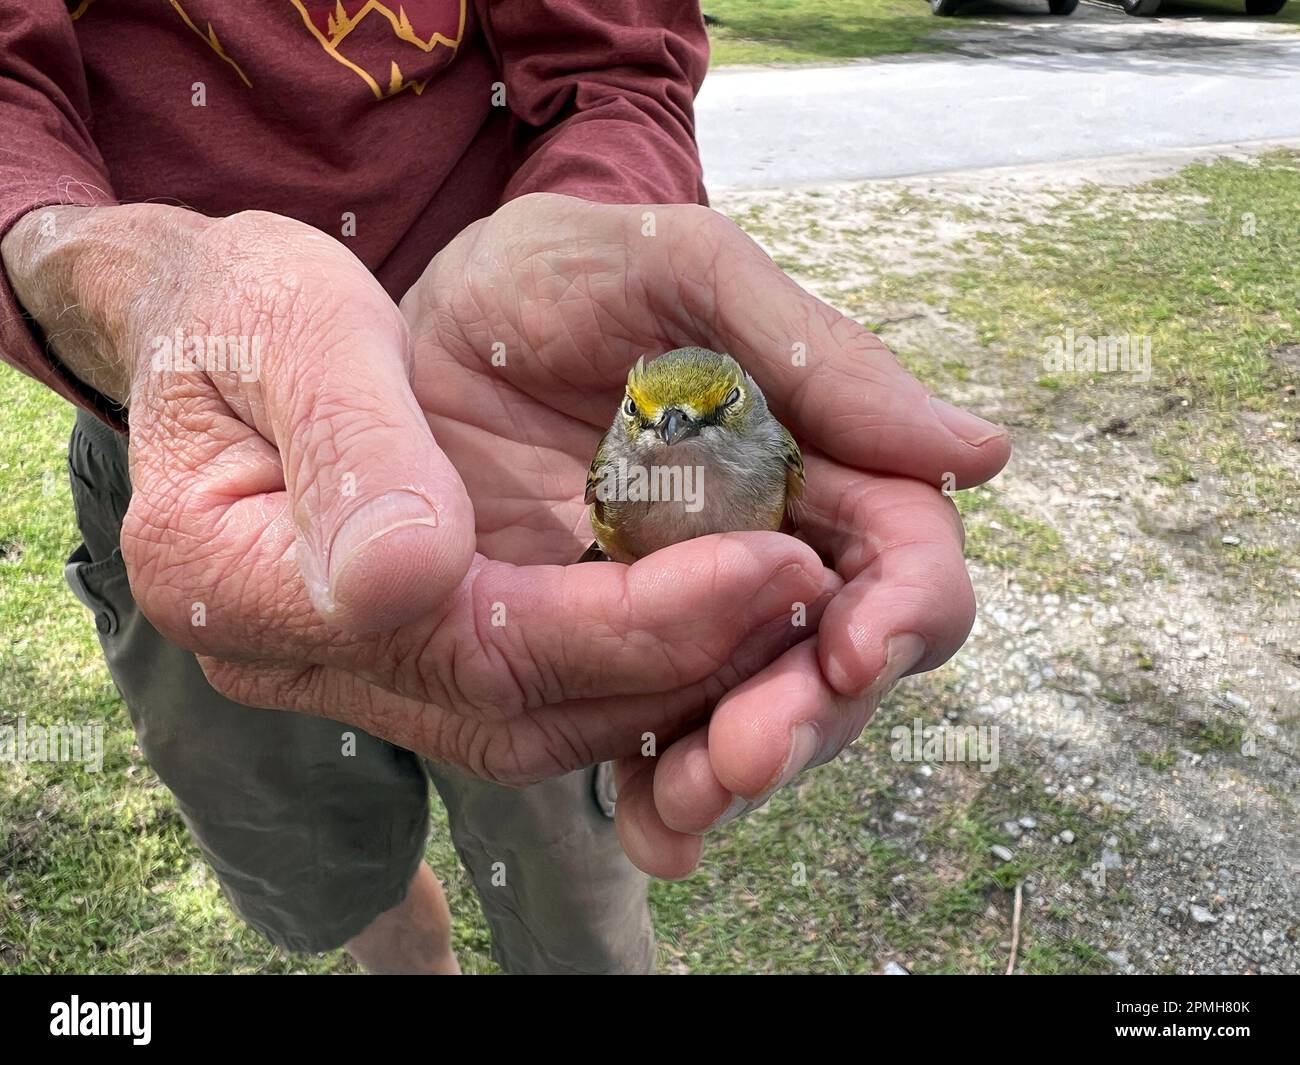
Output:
(64, 542), (130, 637)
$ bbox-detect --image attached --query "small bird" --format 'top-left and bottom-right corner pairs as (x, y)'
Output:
(581, 347), (805, 563)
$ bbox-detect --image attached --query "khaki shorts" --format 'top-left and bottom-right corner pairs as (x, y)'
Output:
(64, 410), (654, 974)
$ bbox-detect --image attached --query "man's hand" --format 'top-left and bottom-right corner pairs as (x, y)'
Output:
(399, 193), (1012, 876)
(2, 204), (834, 783)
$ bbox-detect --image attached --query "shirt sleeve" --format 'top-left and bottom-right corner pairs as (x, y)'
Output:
(478, 0), (710, 207)
(0, 3), (122, 428)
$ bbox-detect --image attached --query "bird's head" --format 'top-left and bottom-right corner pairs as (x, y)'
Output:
(620, 347), (758, 447)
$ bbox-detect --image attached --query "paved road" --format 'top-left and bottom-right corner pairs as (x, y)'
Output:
(696, 2), (1300, 190)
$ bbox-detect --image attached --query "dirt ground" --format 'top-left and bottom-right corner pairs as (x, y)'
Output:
(713, 147), (1299, 974)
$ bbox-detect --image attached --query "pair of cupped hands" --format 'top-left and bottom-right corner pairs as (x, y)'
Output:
(114, 193), (1009, 877)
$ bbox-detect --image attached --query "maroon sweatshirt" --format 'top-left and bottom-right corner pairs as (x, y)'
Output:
(0, 0), (709, 429)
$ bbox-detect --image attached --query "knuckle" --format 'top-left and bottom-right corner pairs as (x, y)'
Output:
(492, 192), (545, 226)
(205, 210), (312, 262)
(200, 214), (378, 342)
(683, 204), (740, 248)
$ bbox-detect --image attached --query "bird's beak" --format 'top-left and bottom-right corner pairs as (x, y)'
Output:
(656, 408), (700, 446)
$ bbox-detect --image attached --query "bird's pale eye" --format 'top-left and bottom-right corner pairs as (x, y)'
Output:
(624, 395), (638, 417)
(723, 387), (742, 408)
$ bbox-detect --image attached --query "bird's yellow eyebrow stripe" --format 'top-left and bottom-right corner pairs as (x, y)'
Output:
(626, 376), (735, 418)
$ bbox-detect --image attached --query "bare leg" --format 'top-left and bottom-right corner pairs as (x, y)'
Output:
(345, 863), (461, 974)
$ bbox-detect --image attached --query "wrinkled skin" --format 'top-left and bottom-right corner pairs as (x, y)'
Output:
(401, 194), (1011, 874)
(112, 194), (1010, 877)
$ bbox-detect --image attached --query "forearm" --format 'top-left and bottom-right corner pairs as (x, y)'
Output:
(485, 0), (709, 206)
(1, 203), (212, 406)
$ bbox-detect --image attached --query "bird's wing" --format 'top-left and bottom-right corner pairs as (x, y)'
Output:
(584, 429), (611, 506)
(779, 423), (806, 525)
(582, 429), (623, 561)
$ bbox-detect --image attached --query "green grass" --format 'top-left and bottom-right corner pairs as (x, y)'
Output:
(1187, 715), (1247, 756)
(1137, 747), (1177, 773)
(955, 488), (1087, 596)
(0, 387), (417, 973)
(712, 156), (1300, 602)
(647, 693), (1132, 974)
(705, 0), (950, 66)
(939, 152), (1300, 588)
(948, 153), (1300, 417)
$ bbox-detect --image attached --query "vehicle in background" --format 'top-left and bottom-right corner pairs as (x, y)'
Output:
(931, 0), (1078, 12)
(930, 0), (1288, 15)
(1122, 0), (1288, 12)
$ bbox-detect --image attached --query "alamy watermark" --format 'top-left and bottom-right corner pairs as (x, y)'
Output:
(1042, 328), (1152, 383)
(150, 329), (262, 382)
(0, 716), (104, 772)
(50, 997), (150, 1045)
(593, 460), (705, 513)
(890, 718), (1000, 773)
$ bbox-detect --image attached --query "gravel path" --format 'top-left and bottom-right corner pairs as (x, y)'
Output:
(714, 150), (1299, 974)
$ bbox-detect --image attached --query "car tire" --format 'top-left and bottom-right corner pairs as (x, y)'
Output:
(931, 0), (962, 14)
(1244, 0), (1286, 13)
(1049, 0), (1080, 12)
(1123, 0), (1163, 13)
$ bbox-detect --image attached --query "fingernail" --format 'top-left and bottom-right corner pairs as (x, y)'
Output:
(870, 633), (927, 701)
(706, 793), (750, 831)
(326, 490), (442, 599)
(709, 723), (822, 831)
(929, 396), (1006, 448)
(777, 722), (823, 792)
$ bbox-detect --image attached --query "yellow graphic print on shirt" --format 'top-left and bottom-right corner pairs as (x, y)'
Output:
(69, 0), (466, 100)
